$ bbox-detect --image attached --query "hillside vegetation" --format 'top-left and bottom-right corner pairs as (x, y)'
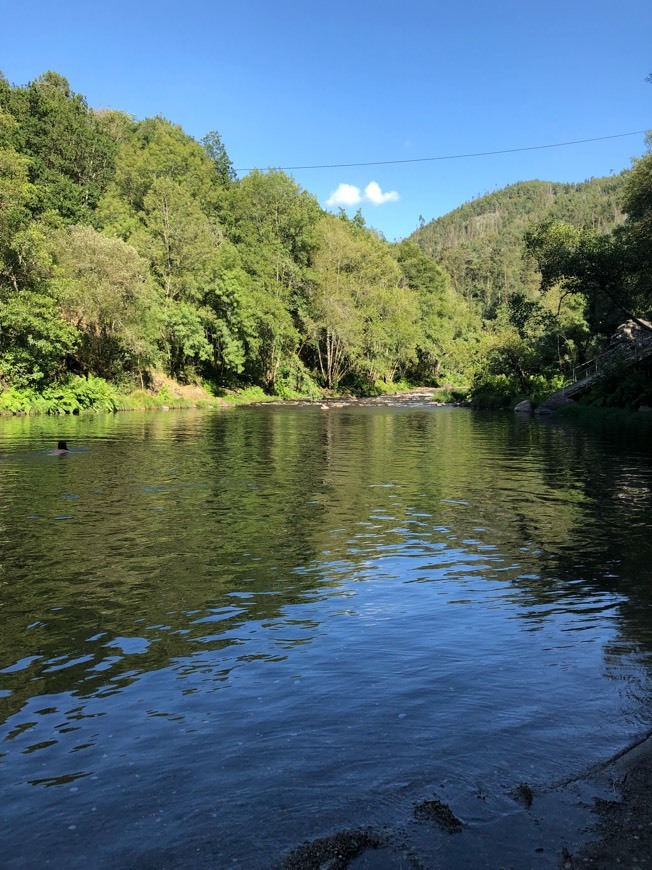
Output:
(409, 165), (652, 409)
(411, 176), (627, 315)
(0, 71), (474, 413)
(0, 70), (650, 414)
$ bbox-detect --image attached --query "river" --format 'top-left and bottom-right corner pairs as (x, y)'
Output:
(1, 404), (651, 868)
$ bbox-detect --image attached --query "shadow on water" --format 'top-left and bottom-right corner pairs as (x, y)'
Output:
(0, 406), (651, 867)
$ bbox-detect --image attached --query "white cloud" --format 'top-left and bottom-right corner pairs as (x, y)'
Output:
(325, 180), (400, 209)
(326, 183), (362, 207)
(364, 181), (400, 205)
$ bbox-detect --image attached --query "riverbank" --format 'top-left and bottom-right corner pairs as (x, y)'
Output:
(279, 731), (652, 869)
(576, 731), (652, 868)
(0, 379), (464, 416)
(0, 374), (226, 416)
(250, 386), (467, 410)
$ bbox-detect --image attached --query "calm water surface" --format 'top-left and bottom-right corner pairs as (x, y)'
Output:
(1, 405), (651, 868)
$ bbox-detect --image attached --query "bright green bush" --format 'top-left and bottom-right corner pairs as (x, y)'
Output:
(220, 386), (271, 405)
(0, 387), (40, 414)
(0, 376), (220, 415)
(469, 372), (521, 408)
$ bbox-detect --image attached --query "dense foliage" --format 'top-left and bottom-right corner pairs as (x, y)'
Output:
(0, 70), (650, 412)
(411, 177), (627, 314)
(411, 155), (652, 407)
(0, 71), (472, 406)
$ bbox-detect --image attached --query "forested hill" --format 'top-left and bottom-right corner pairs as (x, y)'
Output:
(410, 176), (627, 314)
(0, 70), (470, 406)
(0, 70), (649, 414)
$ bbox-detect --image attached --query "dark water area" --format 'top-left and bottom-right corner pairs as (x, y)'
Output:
(1, 405), (651, 868)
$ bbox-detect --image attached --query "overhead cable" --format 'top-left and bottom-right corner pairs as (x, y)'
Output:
(235, 130), (648, 172)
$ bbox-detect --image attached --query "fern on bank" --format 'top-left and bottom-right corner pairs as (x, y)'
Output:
(0, 376), (220, 415)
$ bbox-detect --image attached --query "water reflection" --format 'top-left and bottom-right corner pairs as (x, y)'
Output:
(0, 406), (651, 867)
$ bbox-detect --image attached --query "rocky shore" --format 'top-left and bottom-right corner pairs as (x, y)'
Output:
(576, 732), (652, 868)
(280, 732), (652, 869)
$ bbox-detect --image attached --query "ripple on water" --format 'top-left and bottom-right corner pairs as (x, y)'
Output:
(0, 406), (651, 867)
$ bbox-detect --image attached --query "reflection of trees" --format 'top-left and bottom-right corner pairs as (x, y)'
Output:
(1, 407), (651, 730)
(1, 409), (339, 724)
(448, 414), (652, 665)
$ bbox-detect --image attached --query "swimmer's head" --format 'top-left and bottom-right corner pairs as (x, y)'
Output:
(57, 440), (68, 451)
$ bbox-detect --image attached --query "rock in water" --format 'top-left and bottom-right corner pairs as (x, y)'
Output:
(414, 798), (463, 832)
(510, 781), (534, 808)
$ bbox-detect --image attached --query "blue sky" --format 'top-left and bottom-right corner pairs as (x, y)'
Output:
(2, 0), (650, 240)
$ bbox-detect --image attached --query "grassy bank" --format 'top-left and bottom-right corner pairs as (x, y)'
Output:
(216, 386), (289, 406)
(0, 375), (224, 416)
(0, 375), (472, 417)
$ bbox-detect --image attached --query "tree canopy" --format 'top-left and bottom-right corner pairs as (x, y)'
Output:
(0, 70), (649, 411)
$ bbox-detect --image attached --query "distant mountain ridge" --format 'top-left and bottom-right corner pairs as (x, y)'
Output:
(409, 174), (627, 313)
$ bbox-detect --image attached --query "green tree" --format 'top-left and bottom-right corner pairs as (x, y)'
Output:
(306, 215), (367, 388)
(52, 225), (160, 382)
(0, 71), (117, 223)
(107, 115), (217, 214)
(619, 142), (652, 315)
(134, 177), (221, 301)
(353, 228), (419, 384)
(395, 239), (463, 382)
(201, 130), (236, 185)
(524, 221), (641, 337)
(306, 217), (420, 387)
(0, 290), (78, 388)
(222, 170), (322, 390)
(361, 283), (420, 383)
(0, 109), (36, 292)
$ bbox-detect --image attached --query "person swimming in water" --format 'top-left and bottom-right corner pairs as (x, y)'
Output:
(51, 440), (69, 455)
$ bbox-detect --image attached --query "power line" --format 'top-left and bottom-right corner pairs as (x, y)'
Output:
(235, 130), (648, 172)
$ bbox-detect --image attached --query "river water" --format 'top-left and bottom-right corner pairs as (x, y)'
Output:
(1, 404), (651, 868)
